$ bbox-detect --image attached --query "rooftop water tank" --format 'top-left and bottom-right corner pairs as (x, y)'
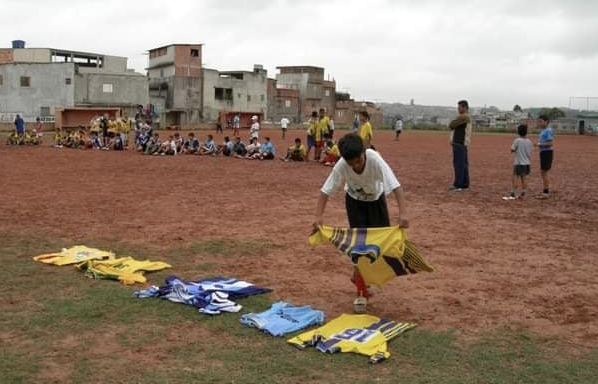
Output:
(12, 40), (25, 49)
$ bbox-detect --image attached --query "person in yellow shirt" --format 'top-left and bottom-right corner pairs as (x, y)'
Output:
(283, 138), (307, 162)
(306, 111), (318, 161)
(357, 111), (373, 148)
(319, 134), (340, 166)
(121, 116), (132, 148)
(107, 117), (118, 135)
(315, 108), (331, 161)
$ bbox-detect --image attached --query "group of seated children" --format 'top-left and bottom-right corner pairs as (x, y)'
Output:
(136, 132), (221, 157)
(6, 130), (42, 146)
(53, 127), (122, 150)
(282, 134), (339, 165)
(222, 136), (276, 160)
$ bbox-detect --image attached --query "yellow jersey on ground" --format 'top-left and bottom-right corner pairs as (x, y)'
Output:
(309, 226), (434, 287)
(358, 121), (373, 144)
(77, 257), (171, 285)
(33, 246), (114, 266)
(288, 314), (416, 363)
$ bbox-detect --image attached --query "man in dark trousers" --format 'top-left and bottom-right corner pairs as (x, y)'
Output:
(448, 100), (472, 192)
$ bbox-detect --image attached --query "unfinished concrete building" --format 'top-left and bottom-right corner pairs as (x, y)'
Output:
(0, 42), (148, 126)
(335, 93), (383, 128)
(147, 43), (202, 127)
(267, 78), (300, 123)
(202, 64), (268, 122)
(275, 66), (336, 122)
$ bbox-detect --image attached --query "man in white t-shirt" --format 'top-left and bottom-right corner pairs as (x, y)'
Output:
(280, 117), (289, 139)
(250, 115), (260, 140)
(313, 133), (409, 312)
(394, 118), (403, 141)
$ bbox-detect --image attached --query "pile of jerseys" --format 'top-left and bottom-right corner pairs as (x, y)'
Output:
(33, 246), (171, 285)
(77, 257), (172, 285)
(288, 314), (416, 364)
(134, 276), (271, 315)
(240, 301), (325, 336)
(310, 226), (435, 286)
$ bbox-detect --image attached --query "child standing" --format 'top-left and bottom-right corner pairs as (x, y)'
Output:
(357, 111), (373, 148)
(503, 124), (533, 200)
(313, 133), (409, 313)
(536, 115), (555, 199)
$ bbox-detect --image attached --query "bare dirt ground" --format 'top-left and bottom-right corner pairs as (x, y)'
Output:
(1, 129), (597, 346)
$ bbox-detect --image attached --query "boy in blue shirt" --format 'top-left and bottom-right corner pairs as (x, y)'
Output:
(536, 115), (554, 199)
(255, 137), (276, 160)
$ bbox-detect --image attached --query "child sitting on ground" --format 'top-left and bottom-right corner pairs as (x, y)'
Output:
(156, 135), (177, 156)
(199, 134), (217, 155)
(104, 132), (124, 151)
(85, 131), (102, 150)
(244, 137), (261, 158)
(249, 136), (276, 160)
(173, 132), (185, 153)
(283, 138), (307, 162)
(53, 128), (64, 148)
(232, 137), (247, 158)
(221, 136), (233, 156)
(136, 129), (150, 152)
(144, 133), (162, 155)
(182, 132), (200, 154)
(503, 124), (533, 200)
(320, 134), (340, 166)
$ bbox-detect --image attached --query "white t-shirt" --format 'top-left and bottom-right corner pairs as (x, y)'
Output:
(394, 120), (403, 131)
(280, 118), (289, 129)
(321, 149), (401, 201)
(250, 122), (260, 138)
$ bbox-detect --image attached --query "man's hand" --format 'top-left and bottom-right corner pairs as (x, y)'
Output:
(396, 216), (409, 229)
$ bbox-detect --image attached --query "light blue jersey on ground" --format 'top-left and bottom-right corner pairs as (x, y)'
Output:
(240, 301), (325, 336)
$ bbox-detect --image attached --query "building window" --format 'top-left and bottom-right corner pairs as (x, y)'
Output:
(190, 49), (199, 57)
(20, 76), (31, 87)
(238, 93), (241, 99)
(247, 95), (251, 102)
(65, 78), (71, 85)
(285, 100), (291, 108)
(102, 83), (113, 93)
(215, 87), (233, 101)
(40, 107), (50, 116)
(325, 90), (330, 97)
(260, 94), (265, 102)
(160, 69), (164, 77)
(338, 110), (343, 117)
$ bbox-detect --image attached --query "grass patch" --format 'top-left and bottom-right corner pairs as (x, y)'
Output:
(1, 232), (597, 384)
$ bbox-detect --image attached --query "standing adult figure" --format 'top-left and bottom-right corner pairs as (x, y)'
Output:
(448, 100), (472, 192)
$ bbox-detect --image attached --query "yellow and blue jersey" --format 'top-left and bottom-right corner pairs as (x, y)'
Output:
(288, 314), (416, 363)
(309, 225), (434, 287)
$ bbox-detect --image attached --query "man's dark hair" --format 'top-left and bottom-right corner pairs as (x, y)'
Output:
(224, 136), (230, 142)
(517, 124), (528, 137)
(311, 111), (318, 117)
(265, 136), (270, 141)
(538, 114), (550, 123)
(338, 133), (364, 161)
(294, 138), (301, 144)
(458, 100), (469, 109)
(359, 111), (369, 120)
(319, 108), (325, 113)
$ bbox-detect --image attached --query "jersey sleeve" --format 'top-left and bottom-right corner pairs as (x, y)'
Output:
(321, 166), (345, 196)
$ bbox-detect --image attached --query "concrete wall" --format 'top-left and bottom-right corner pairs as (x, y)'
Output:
(13, 48), (52, 63)
(74, 72), (148, 107)
(148, 46), (175, 69)
(202, 68), (268, 122)
(0, 62), (75, 121)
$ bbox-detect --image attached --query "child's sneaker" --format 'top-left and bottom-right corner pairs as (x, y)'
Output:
(353, 296), (368, 314)
(536, 192), (550, 200)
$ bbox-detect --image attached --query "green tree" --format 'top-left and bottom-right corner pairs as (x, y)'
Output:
(513, 104), (522, 112)
(538, 107), (565, 120)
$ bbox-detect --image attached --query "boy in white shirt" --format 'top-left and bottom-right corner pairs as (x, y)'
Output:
(249, 115), (260, 140)
(313, 133), (409, 313)
(503, 124), (533, 200)
(280, 117), (289, 139)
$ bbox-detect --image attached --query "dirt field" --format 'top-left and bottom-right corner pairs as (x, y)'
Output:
(1, 129), (597, 347)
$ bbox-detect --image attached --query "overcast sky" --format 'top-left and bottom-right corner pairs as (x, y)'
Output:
(2, 0), (597, 109)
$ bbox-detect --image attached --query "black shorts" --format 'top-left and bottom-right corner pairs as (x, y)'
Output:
(345, 194), (390, 228)
(513, 165), (530, 176)
(540, 151), (553, 171)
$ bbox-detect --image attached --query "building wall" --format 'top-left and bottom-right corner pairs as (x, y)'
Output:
(12, 48), (52, 63)
(174, 45), (202, 77)
(74, 72), (148, 107)
(202, 68), (268, 122)
(148, 46), (176, 69)
(0, 62), (75, 121)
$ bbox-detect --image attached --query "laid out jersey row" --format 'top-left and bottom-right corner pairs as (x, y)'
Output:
(32, 225), (434, 364)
